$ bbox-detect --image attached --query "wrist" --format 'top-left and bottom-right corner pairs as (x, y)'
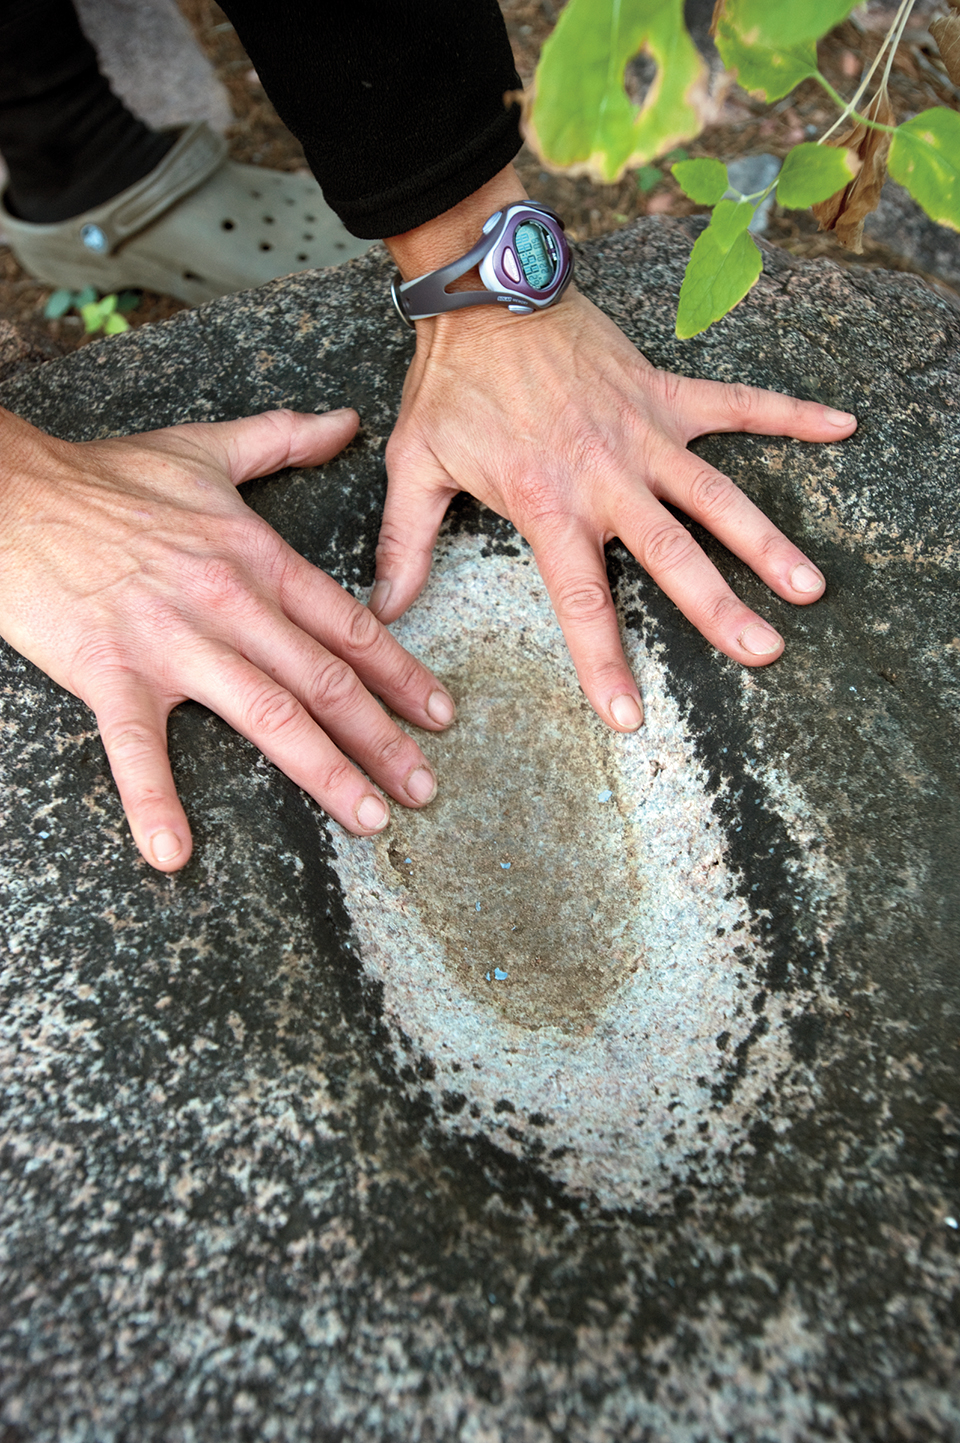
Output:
(384, 165), (528, 283)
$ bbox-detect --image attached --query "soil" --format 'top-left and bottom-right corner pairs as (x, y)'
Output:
(1, 0), (957, 363)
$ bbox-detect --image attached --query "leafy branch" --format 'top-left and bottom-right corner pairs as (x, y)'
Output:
(519, 0), (960, 336)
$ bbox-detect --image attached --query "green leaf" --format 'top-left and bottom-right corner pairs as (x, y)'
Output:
(80, 302), (102, 333)
(74, 286), (98, 309)
(776, 141), (859, 208)
(713, 12), (818, 101)
(116, 290), (141, 313)
(718, 0), (858, 49)
(888, 108), (960, 232)
(103, 312), (130, 335)
(676, 199), (762, 338)
(637, 164), (663, 191)
(673, 157), (729, 204)
(529, 0), (707, 182)
(43, 288), (75, 320)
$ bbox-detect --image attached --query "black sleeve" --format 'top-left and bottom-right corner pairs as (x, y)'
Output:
(217, 0), (524, 239)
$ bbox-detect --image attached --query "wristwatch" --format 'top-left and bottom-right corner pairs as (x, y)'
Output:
(391, 201), (573, 327)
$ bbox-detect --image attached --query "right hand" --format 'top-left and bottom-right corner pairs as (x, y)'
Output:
(0, 405), (456, 872)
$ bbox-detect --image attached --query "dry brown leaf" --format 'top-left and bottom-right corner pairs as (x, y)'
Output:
(811, 88), (895, 252)
(930, 13), (960, 87)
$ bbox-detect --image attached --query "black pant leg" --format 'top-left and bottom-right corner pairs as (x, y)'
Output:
(0, 0), (174, 223)
(219, 0), (523, 238)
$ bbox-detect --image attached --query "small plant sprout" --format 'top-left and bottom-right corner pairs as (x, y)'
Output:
(43, 287), (140, 336)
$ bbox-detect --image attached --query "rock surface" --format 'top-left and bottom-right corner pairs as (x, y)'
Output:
(864, 178), (960, 294)
(1, 221), (959, 1442)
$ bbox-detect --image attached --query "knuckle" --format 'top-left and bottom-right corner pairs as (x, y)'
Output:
(387, 652), (426, 699)
(375, 527), (408, 570)
(655, 369), (685, 411)
(366, 727), (411, 775)
(101, 719), (156, 764)
(315, 753), (355, 799)
(687, 466), (736, 520)
(698, 590), (742, 634)
(753, 529), (788, 566)
(642, 522), (699, 575)
(71, 634), (126, 680)
(194, 554), (250, 611)
(552, 577), (611, 626)
(723, 382), (760, 426)
(566, 419), (616, 478)
(243, 683), (307, 743)
(342, 600), (384, 658)
(309, 656), (360, 714)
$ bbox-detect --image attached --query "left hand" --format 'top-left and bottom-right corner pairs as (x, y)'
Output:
(371, 266), (856, 733)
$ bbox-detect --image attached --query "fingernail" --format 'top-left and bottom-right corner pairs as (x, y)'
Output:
(426, 689), (456, 726)
(610, 694), (643, 730)
(790, 562), (825, 594)
(824, 408), (855, 425)
(151, 829), (182, 863)
(406, 765), (437, 805)
(369, 580), (391, 616)
(739, 623), (783, 656)
(356, 794), (389, 830)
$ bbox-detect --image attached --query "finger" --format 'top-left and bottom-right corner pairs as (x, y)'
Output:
(93, 676), (193, 872)
(621, 491), (785, 667)
(169, 408), (360, 486)
(371, 439), (459, 623)
(186, 645), (421, 834)
(661, 451), (826, 605)
(218, 603), (445, 805)
(274, 555), (456, 729)
(526, 518), (644, 732)
(668, 375), (857, 444)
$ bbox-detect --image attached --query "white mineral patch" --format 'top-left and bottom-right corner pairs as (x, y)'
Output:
(330, 535), (824, 1211)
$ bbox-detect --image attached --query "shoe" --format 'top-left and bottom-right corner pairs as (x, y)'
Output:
(0, 122), (371, 305)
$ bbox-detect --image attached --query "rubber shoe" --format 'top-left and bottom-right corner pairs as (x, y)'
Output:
(0, 121), (371, 305)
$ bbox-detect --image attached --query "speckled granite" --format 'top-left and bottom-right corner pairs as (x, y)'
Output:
(1, 221), (959, 1442)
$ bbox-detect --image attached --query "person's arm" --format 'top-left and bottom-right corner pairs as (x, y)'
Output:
(0, 406), (455, 871)
(375, 162), (855, 731)
(223, 3), (856, 731)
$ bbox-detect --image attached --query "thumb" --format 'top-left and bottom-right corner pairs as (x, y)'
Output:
(175, 407), (360, 486)
(370, 441), (458, 623)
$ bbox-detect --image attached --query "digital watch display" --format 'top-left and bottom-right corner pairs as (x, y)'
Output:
(391, 202), (573, 327)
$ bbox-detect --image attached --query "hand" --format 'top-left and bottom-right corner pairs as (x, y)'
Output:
(0, 406), (456, 872)
(376, 168), (857, 733)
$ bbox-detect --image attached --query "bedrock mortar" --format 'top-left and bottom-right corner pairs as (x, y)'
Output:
(0, 219), (958, 1442)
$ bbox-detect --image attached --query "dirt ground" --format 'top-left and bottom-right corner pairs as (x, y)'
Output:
(1, 0), (957, 360)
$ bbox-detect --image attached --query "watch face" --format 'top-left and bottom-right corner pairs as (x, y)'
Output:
(513, 220), (558, 290)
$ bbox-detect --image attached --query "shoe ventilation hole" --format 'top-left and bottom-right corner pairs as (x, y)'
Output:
(221, 218), (235, 230)
(297, 253), (308, 262)
(302, 232), (314, 241)
(182, 270), (204, 281)
(259, 241), (273, 251)
(335, 242), (345, 250)
(285, 197), (295, 206)
(263, 215), (274, 224)
(250, 189), (261, 198)
(305, 213), (316, 222)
